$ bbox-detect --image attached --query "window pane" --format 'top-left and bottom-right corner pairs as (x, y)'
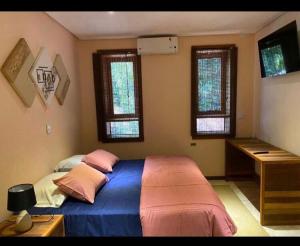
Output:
(196, 117), (230, 133)
(198, 58), (222, 112)
(111, 62), (135, 114)
(261, 45), (286, 77)
(106, 120), (139, 138)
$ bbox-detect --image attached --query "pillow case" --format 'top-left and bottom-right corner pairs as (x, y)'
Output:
(53, 163), (108, 204)
(54, 155), (84, 172)
(34, 172), (68, 208)
(82, 149), (119, 173)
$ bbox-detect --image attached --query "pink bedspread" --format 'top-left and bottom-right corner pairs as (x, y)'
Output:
(140, 155), (237, 236)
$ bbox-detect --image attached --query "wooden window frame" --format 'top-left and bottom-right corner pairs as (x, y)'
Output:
(92, 49), (144, 143)
(191, 44), (237, 139)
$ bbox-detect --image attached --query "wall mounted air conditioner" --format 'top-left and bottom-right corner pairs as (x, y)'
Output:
(137, 36), (178, 55)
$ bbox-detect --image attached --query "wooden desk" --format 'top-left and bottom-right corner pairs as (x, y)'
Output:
(226, 138), (300, 226)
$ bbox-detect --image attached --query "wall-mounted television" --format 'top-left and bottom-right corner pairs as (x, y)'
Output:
(258, 20), (300, 78)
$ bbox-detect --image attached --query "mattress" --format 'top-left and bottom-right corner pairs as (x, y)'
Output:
(140, 155), (237, 236)
(29, 159), (144, 236)
(29, 156), (236, 237)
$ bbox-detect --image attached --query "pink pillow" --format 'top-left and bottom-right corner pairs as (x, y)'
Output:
(82, 149), (119, 173)
(53, 163), (108, 203)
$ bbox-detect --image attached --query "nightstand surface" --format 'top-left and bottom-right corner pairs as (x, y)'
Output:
(0, 214), (64, 237)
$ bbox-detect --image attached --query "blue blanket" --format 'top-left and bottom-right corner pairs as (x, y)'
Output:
(29, 159), (145, 236)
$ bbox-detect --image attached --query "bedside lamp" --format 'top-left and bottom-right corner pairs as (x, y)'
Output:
(7, 184), (36, 232)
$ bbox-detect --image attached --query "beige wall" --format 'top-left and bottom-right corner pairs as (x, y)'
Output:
(254, 12), (300, 157)
(0, 12), (81, 219)
(78, 34), (254, 177)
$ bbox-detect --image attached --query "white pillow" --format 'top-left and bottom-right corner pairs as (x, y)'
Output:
(34, 172), (68, 208)
(54, 155), (84, 172)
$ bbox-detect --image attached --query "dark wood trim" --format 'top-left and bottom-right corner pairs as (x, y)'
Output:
(206, 176), (226, 180)
(192, 44), (237, 50)
(92, 49), (144, 143)
(92, 53), (105, 141)
(102, 137), (144, 143)
(229, 45), (237, 139)
(97, 49), (138, 55)
(191, 44), (238, 139)
(196, 114), (231, 118)
(191, 46), (197, 137)
(192, 134), (233, 139)
(225, 175), (255, 181)
(136, 52), (144, 142)
(106, 59), (115, 119)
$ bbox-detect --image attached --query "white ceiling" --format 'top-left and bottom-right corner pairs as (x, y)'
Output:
(47, 12), (284, 40)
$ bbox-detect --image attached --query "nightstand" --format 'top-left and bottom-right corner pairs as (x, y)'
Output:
(0, 215), (64, 237)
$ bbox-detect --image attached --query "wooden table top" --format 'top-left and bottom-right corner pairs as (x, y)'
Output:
(0, 215), (63, 237)
(226, 138), (300, 164)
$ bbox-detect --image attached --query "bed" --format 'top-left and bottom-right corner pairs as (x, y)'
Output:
(29, 156), (236, 237)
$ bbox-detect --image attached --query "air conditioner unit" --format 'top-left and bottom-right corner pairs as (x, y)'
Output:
(137, 37), (178, 55)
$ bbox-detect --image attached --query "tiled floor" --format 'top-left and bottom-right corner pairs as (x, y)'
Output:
(210, 180), (300, 236)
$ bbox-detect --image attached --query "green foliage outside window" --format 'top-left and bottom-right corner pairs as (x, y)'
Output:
(111, 62), (135, 114)
(109, 61), (138, 137)
(109, 121), (139, 137)
(198, 58), (222, 112)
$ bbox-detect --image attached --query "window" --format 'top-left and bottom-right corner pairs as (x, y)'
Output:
(191, 45), (237, 138)
(92, 49), (143, 142)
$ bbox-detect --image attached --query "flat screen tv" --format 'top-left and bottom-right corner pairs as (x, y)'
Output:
(258, 21), (300, 78)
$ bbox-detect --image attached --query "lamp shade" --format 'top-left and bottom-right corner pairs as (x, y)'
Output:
(7, 184), (36, 212)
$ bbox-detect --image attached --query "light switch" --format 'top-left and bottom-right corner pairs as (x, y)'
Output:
(46, 123), (52, 135)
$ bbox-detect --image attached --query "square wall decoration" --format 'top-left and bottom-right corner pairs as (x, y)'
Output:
(1, 38), (36, 107)
(54, 54), (70, 105)
(29, 47), (60, 106)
